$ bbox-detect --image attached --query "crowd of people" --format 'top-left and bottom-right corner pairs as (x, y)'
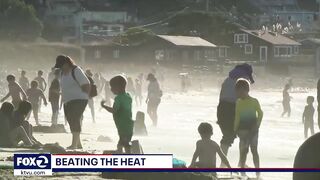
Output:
(0, 55), (163, 151)
(0, 55), (319, 179)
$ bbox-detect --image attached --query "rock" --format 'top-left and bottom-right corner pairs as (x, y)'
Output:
(43, 143), (66, 154)
(97, 135), (112, 142)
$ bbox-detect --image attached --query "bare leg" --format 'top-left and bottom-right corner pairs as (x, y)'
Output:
(239, 139), (249, 176)
(33, 106), (39, 126)
(288, 104), (291, 117)
(51, 102), (59, 126)
(304, 125), (308, 139)
(88, 99), (95, 123)
(251, 145), (260, 178)
(220, 144), (229, 167)
(67, 132), (78, 149)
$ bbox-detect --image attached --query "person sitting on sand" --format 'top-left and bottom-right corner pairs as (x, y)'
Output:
(302, 96), (315, 139)
(101, 75), (134, 154)
(1, 75), (27, 109)
(234, 79), (263, 178)
(190, 122), (231, 171)
(26, 81), (48, 126)
(134, 111), (147, 136)
(11, 101), (41, 145)
(0, 102), (34, 147)
(281, 84), (291, 117)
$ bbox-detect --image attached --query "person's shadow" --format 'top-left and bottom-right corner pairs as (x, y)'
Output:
(293, 133), (320, 180)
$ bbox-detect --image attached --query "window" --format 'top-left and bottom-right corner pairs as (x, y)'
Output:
(94, 50), (101, 59)
(219, 47), (227, 57)
(245, 44), (253, 54)
(234, 33), (248, 43)
(113, 50), (120, 58)
(155, 50), (165, 60)
(204, 50), (215, 59)
(274, 46), (293, 57)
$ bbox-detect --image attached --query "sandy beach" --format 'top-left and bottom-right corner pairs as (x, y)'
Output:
(0, 85), (314, 180)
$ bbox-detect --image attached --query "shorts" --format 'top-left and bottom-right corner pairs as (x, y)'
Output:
(118, 134), (133, 147)
(238, 129), (259, 149)
(64, 99), (88, 133)
(217, 101), (236, 146)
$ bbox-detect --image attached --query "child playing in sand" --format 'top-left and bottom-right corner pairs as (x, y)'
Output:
(49, 70), (61, 126)
(234, 79), (263, 178)
(19, 70), (30, 92)
(101, 75), (134, 154)
(0, 102), (34, 147)
(303, 96), (315, 139)
(190, 122), (231, 170)
(1, 75), (27, 109)
(281, 84), (291, 117)
(26, 81), (48, 125)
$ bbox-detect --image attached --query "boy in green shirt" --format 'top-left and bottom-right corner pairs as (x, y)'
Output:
(234, 79), (263, 178)
(101, 75), (133, 154)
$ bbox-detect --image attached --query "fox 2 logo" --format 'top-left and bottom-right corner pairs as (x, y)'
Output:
(14, 154), (51, 169)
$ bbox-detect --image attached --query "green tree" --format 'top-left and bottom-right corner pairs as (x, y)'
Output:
(0, 0), (43, 41)
(113, 27), (155, 46)
(168, 12), (238, 45)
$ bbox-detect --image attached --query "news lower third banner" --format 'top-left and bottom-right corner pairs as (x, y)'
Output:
(14, 154), (173, 176)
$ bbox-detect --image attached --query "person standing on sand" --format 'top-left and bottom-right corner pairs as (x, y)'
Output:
(49, 69), (61, 126)
(101, 75), (134, 154)
(302, 96), (315, 139)
(135, 78), (143, 106)
(217, 63), (254, 166)
(1, 75), (28, 109)
(234, 79), (263, 178)
(281, 84), (291, 118)
(54, 55), (90, 149)
(34, 70), (47, 112)
(26, 81), (48, 126)
(146, 73), (162, 127)
(19, 70), (30, 92)
(34, 70), (47, 92)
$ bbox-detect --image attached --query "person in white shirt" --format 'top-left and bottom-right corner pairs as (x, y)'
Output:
(54, 55), (90, 149)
